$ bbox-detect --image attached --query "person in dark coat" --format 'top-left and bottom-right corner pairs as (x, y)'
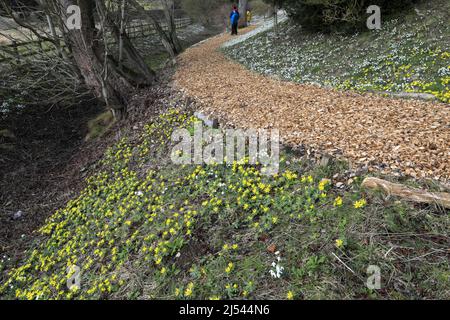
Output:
(230, 5), (240, 35)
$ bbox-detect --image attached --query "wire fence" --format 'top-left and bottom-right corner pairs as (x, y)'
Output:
(0, 17), (191, 64)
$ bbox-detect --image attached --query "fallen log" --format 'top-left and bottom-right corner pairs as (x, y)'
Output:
(362, 177), (450, 209)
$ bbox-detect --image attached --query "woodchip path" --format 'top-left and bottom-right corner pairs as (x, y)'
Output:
(174, 27), (450, 182)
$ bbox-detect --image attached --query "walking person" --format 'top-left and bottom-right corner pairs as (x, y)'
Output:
(246, 9), (252, 26)
(230, 5), (240, 35)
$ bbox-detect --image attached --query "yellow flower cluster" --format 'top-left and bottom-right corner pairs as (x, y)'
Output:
(0, 108), (361, 300)
(353, 199), (367, 209)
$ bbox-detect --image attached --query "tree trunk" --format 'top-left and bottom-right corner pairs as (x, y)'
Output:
(62, 0), (128, 118)
(161, 0), (182, 54)
(95, 0), (155, 85)
(273, 5), (278, 37)
(239, 0), (248, 28)
(118, 0), (126, 69)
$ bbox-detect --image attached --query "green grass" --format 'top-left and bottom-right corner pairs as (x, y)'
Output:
(145, 52), (170, 71)
(0, 108), (448, 300)
(85, 111), (115, 141)
(223, 0), (450, 103)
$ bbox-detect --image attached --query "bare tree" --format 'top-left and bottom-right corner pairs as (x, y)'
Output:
(0, 0), (157, 119)
(129, 0), (181, 63)
(263, 0), (284, 36)
(160, 0), (182, 54)
(118, 0), (127, 69)
(0, 0), (87, 106)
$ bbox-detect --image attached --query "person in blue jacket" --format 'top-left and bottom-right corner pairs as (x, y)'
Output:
(230, 5), (240, 35)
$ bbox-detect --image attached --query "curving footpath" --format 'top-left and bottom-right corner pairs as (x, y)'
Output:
(175, 28), (450, 182)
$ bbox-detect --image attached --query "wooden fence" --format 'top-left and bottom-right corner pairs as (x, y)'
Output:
(0, 17), (191, 64)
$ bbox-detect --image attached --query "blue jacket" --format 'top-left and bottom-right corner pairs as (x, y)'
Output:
(230, 10), (240, 25)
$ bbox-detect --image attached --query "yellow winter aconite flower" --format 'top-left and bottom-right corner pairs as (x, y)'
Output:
(287, 291), (294, 300)
(283, 170), (297, 180)
(184, 282), (194, 297)
(318, 179), (330, 191)
(440, 51), (450, 59)
(334, 196), (343, 207)
(335, 239), (344, 248)
(225, 262), (234, 274)
(353, 199), (367, 209)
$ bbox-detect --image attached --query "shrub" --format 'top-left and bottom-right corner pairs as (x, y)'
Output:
(283, 0), (418, 32)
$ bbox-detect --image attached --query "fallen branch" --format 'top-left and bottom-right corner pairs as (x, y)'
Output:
(362, 177), (450, 209)
(372, 91), (437, 101)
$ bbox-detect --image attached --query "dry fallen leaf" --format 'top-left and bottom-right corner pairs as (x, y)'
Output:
(267, 244), (277, 253)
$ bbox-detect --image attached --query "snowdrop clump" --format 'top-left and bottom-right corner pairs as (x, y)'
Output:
(269, 252), (284, 279)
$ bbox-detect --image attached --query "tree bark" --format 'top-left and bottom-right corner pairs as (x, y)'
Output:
(62, 0), (129, 119)
(118, 0), (126, 69)
(239, 0), (248, 28)
(273, 3), (278, 36)
(161, 0), (182, 54)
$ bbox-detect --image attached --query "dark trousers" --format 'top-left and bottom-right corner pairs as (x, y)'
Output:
(231, 23), (238, 35)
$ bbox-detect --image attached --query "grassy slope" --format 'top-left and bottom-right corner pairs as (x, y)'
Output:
(1, 108), (448, 300)
(223, 0), (450, 103)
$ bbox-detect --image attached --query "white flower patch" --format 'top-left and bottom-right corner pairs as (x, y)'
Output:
(438, 67), (450, 77)
(269, 251), (284, 279)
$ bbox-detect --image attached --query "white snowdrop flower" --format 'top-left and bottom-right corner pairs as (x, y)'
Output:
(135, 191), (144, 197)
(269, 256), (285, 279)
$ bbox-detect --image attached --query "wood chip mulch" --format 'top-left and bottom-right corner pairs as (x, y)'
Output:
(174, 30), (450, 182)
